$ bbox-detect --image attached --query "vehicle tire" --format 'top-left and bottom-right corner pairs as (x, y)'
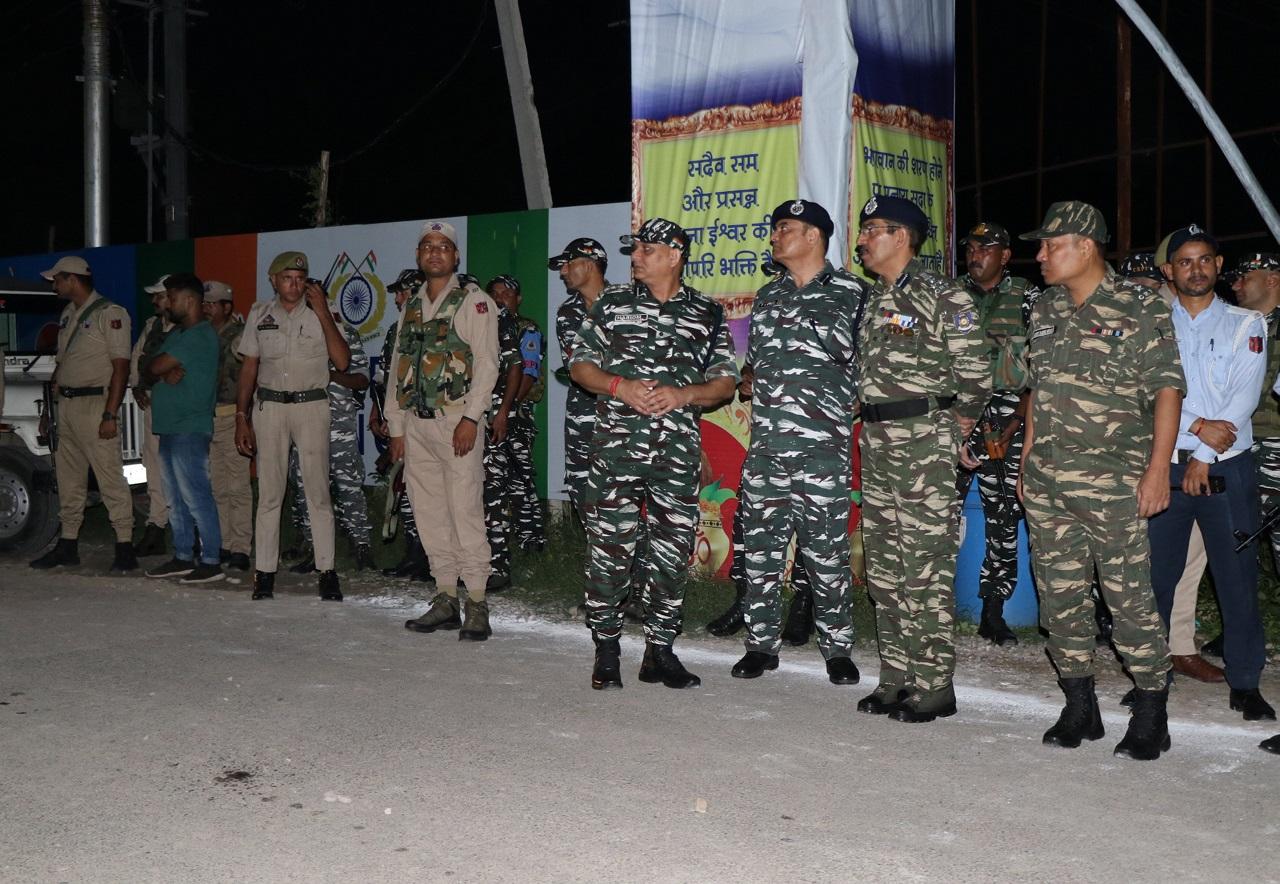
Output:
(0, 448), (59, 556)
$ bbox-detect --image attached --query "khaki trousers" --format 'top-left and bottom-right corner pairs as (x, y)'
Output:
(55, 394), (134, 541)
(1169, 522), (1207, 655)
(253, 399), (334, 572)
(403, 412), (490, 600)
(210, 411), (253, 555)
(140, 405), (169, 527)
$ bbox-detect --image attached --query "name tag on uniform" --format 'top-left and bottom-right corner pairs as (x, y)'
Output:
(614, 313), (646, 326)
(1030, 325), (1056, 341)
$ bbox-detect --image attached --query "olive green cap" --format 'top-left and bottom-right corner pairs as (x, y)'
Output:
(268, 251), (309, 275)
(1019, 201), (1110, 243)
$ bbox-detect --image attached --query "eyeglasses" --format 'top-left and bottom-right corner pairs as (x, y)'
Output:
(858, 224), (903, 237)
(417, 242), (455, 254)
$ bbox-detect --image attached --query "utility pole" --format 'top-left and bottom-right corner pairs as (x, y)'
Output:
(83, 0), (110, 247)
(494, 0), (552, 209)
(315, 151), (331, 227)
(163, 0), (189, 239)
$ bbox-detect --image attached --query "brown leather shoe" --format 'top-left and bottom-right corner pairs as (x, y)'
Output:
(1171, 653), (1226, 683)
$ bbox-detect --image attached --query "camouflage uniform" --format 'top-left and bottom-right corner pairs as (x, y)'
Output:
(1022, 267), (1181, 690)
(482, 307), (523, 579)
(376, 318), (419, 544)
(510, 316), (546, 548)
(290, 320), (372, 547)
(571, 281), (738, 645)
(557, 291), (597, 517)
(1250, 305), (1280, 568)
(741, 261), (866, 660)
(954, 271), (1040, 601)
(859, 258), (991, 702)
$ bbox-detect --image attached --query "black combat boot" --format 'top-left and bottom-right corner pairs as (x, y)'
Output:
(591, 636), (622, 690)
(227, 552), (251, 572)
(889, 686), (958, 723)
(1043, 676), (1105, 748)
(289, 553), (316, 574)
(109, 541), (139, 573)
(731, 650), (779, 679)
(252, 570), (276, 600)
(705, 580), (747, 637)
(1113, 688), (1171, 760)
(30, 537), (79, 569)
(826, 657), (860, 685)
(1229, 689), (1277, 721)
(638, 643), (701, 689)
(459, 598), (492, 641)
(1260, 734), (1280, 755)
(404, 593), (461, 632)
(857, 684), (910, 715)
(781, 585), (814, 646)
(318, 570), (343, 601)
(385, 543), (432, 582)
(978, 595), (1018, 646)
(133, 523), (167, 557)
(486, 573), (512, 593)
(354, 545), (374, 571)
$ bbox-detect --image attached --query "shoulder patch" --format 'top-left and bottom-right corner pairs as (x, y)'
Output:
(951, 310), (976, 331)
(110, 318), (122, 329)
(1250, 336), (1264, 354)
(475, 301), (488, 314)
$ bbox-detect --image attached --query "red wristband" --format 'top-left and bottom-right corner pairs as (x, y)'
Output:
(609, 376), (622, 398)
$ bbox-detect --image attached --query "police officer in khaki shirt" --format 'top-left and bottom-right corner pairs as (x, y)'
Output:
(204, 280), (252, 571)
(31, 255), (138, 573)
(388, 221), (500, 640)
(130, 275), (174, 557)
(235, 252), (350, 601)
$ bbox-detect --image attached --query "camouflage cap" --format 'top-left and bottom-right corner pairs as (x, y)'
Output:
(770, 199), (834, 238)
(964, 221), (1010, 247)
(268, 251), (309, 275)
(387, 268), (424, 293)
(1233, 252), (1280, 275)
(620, 218), (690, 257)
(548, 237), (609, 271)
(203, 280), (234, 303)
(143, 274), (173, 294)
(486, 274), (521, 296)
(1164, 223), (1219, 260)
(40, 255), (91, 279)
(1118, 252), (1164, 282)
(1019, 201), (1109, 242)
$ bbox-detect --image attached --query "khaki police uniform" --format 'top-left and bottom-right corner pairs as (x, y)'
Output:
(238, 297), (336, 572)
(130, 314), (171, 529)
(54, 291), (134, 541)
(384, 274), (499, 600)
(210, 317), (252, 557)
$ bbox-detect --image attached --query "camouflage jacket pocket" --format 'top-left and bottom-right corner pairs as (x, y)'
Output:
(990, 333), (1028, 391)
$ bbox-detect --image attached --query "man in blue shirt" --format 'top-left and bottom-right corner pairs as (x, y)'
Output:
(1148, 225), (1273, 722)
(143, 272), (224, 584)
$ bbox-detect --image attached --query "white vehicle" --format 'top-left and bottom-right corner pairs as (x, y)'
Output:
(0, 278), (146, 554)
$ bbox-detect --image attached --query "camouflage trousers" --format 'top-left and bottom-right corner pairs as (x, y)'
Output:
(508, 409), (544, 547)
(582, 443), (698, 646)
(563, 389), (596, 520)
(483, 425), (514, 578)
(1022, 461), (1171, 690)
(860, 411), (960, 697)
(1252, 436), (1280, 569)
(955, 390), (1025, 602)
(740, 447), (853, 659)
(290, 406), (372, 546)
(730, 496), (811, 595)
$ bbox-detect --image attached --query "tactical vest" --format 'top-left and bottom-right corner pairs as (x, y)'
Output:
(396, 285), (473, 411)
(973, 275), (1030, 392)
(1253, 308), (1280, 438)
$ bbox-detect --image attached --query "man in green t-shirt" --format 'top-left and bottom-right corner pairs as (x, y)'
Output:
(143, 272), (224, 584)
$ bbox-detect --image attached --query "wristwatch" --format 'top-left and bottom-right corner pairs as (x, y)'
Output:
(102, 411), (116, 421)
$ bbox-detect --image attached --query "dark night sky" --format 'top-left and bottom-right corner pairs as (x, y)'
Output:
(2, 0), (1277, 272)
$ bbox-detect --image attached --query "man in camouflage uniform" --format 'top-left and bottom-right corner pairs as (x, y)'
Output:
(954, 222), (1041, 647)
(480, 275), (526, 592)
(489, 275), (547, 552)
(203, 281), (251, 571)
(1232, 253), (1280, 567)
(730, 199), (864, 686)
(130, 276), (174, 557)
(854, 195), (991, 724)
(569, 218), (738, 690)
(1018, 201), (1183, 760)
(551, 237), (610, 520)
(286, 317), (373, 572)
(392, 221), (499, 641)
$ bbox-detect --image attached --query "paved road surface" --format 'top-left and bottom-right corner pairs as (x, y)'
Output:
(2, 564), (1277, 883)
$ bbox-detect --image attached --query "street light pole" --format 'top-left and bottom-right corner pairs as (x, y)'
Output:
(83, 0), (110, 247)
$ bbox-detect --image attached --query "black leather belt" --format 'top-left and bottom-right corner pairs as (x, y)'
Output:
(861, 395), (956, 424)
(59, 386), (105, 398)
(257, 387), (326, 404)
